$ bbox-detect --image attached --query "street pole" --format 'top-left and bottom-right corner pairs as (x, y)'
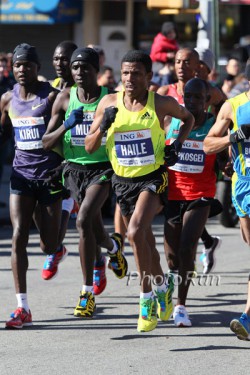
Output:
(197, 0), (220, 70)
(211, 0), (220, 71)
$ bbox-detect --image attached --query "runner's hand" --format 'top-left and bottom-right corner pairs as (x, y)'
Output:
(44, 164), (64, 184)
(100, 106), (118, 133)
(64, 107), (83, 130)
(164, 140), (182, 167)
(230, 124), (250, 143)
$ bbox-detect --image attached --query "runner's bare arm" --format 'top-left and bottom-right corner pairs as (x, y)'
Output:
(156, 94), (194, 144)
(42, 90), (70, 150)
(207, 84), (226, 116)
(85, 94), (117, 154)
(204, 101), (233, 154)
(48, 87), (60, 106)
(157, 85), (169, 96)
(0, 91), (13, 144)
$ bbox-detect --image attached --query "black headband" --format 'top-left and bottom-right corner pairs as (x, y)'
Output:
(12, 43), (40, 65)
(70, 47), (99, 72)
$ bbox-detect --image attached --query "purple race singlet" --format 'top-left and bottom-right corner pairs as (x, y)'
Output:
(9, 82), (62, 180)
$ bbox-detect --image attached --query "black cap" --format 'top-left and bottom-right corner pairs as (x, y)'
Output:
(70, 47), (99, 72)
(12, 43), (40, 65)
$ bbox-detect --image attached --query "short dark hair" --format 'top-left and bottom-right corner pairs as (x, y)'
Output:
(55, 41), (78, 55)
(121, 50), (152, 73)
(185, 77), (210, 95)
(176, 47), (200, 63)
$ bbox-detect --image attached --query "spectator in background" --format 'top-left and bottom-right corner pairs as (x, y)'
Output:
(228, 71), (249, 98)
(217, 57), (241, 96)
(225, 57), (241, 78)
(0, 53), (15, 97)
(194, 47), (215, 81)
(208, 67), (220, 85)
(233, 36), (250, 65)
(87, 44), (106, 67)
(221, 74), (235, 97)
(6, 52), (13, 74)
(221, 57), (249, 98)
(195, 47), (227, 116)
(97, 65), (116, 90)
(150, 22), (179, 86)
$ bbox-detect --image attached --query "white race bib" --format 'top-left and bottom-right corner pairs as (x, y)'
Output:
(114, 129), (155, 166)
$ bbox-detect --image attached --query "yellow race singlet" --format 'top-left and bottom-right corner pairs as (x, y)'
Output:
(106, 91), (165, 178)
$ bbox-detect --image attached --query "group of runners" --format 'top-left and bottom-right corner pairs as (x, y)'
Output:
(1, 40), (250, 341)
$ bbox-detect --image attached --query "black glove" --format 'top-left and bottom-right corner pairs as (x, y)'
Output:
(164, 140), (182, 167)
(100, 106), (118, 133)
(64, 107), (84, 130)
(223, 161), (234, 178)
(229, 125), (250, 143)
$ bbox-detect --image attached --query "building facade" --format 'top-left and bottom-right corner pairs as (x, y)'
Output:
(0, 0), (250, 79)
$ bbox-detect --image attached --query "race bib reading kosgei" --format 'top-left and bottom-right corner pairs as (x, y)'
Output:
(169, 138), (205, 173)
(115, 129), (155, 166)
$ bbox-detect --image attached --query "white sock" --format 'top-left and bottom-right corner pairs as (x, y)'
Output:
(16, 293), (30, 313)
(140, 291), (154, 299)
(109, 239), (118, 254)
(82, 285), (93, 293)
(62, 197), (74, 213)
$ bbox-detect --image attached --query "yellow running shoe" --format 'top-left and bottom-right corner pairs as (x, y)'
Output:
(155, 275), (175, 321)
(74, 292), (96, 318)
(137, 297), (158, 332)
(108, 233), (128, 279)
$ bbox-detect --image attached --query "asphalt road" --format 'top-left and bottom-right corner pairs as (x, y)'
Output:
(1, 165), (250, 374)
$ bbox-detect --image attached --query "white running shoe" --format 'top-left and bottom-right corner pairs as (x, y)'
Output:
(200, 236), (222, 274)
(173, 305), (192, 327)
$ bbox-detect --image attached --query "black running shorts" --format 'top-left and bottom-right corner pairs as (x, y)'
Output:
(164, 198), (214, 224)
(10, 174), (63, 205)
(63, 161), (113, 205)
(112, 166), (168, 217)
